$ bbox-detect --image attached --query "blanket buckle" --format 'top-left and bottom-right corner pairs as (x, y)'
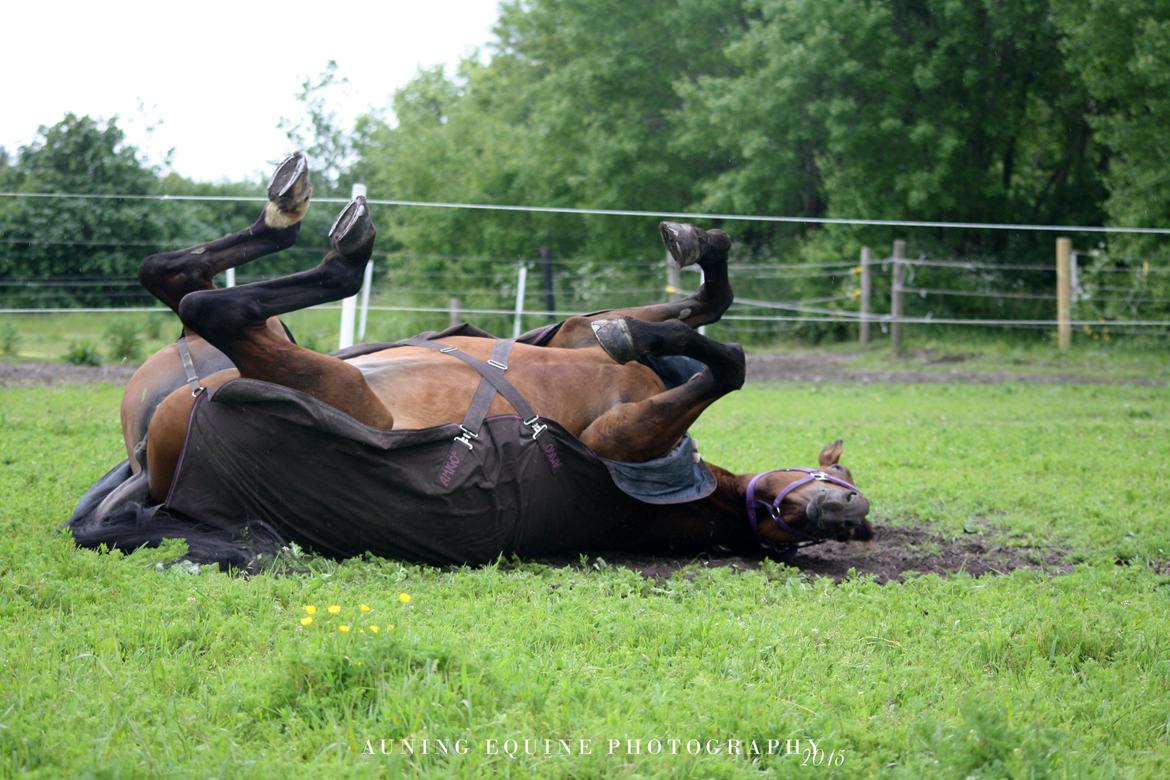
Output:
(454, 425), (478, 450)
(525, 416), (548, 439)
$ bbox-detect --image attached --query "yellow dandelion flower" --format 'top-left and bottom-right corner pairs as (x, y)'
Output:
(338, 624), (350, 633)
(304, 605), (317, 615)
(398, 593), (412, 604)
(300, 617), (313, 626)
(328, 605), (342, 615)
(369, 625), (380, 634)
(359, 604), (371, 613)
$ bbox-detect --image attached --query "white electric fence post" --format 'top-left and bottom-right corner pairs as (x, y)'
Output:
(358, 257), (373, 342)
(225, 267), (236, 288)
(513, 263), (528, 339)
(338, 182), (367, 349)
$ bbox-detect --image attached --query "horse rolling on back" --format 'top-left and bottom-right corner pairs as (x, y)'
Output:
(96, 153), (871, 568)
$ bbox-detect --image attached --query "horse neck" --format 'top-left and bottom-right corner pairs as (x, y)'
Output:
(630, 462), (757, 551)
(697, 462), (756, 541)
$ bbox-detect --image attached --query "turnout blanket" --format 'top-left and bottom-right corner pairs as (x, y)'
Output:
(68, 324), (715, 569)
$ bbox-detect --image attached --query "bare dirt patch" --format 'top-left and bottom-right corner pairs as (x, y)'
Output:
(0, 362), (137, 387)
(577, 522), (1070, 584)
(3, 349), (1164, 388)
(746, 351), (1165, 386)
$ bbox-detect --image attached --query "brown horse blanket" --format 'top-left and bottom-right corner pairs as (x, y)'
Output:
(68, 323), (715, 570)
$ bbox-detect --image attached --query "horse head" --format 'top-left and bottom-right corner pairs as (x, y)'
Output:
(745, 439), (873, 548)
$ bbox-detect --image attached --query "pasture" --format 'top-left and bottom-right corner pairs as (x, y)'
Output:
(2, 365), (1169, 777)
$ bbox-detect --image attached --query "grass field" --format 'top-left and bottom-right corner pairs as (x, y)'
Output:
(2, 375), (1169, 777)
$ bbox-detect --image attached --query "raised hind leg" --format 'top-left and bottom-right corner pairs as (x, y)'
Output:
(138, 152), (313, 313)
(545, 222), (733, 350)
(578, 318), (744, 462)
(146, 197), (391, 499)
(175, 197), (393, 429)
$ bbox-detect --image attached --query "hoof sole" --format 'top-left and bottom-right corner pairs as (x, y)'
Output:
(268, 152), (313, 213)
(659, 221), (702, 268)
(330, 196), (376, 258)
(591, 318), (639, 363)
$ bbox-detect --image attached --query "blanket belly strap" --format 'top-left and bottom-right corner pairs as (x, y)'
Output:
(403, 336), (559, 483)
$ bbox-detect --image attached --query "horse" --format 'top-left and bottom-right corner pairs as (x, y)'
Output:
(69, 153), (872, 570)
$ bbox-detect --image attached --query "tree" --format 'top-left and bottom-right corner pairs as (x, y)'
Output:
(1052, 0), (1170, 320)
(0, 115), (172, 306)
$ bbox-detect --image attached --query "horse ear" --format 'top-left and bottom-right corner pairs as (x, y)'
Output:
(819, 439), (844, 467)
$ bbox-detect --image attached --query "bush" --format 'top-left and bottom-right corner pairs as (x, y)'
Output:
(65, 340), (102, 366)
(0, 322), (20, 356)
(105, 320), (143, 362)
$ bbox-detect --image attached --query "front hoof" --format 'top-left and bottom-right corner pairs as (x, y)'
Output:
(329, 196), (376, 259)
(659, 221), (703, 268)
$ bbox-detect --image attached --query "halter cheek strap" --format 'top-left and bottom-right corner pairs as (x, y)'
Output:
(745, 468), (863, 541)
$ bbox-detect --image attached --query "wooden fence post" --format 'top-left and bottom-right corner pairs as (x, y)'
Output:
(859, 246), (872, 346)
(1056, 237), (1072, 351)
(890, 240), (906, 355)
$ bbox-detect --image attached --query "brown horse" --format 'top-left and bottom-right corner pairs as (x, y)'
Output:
(73, 153), (871, 569)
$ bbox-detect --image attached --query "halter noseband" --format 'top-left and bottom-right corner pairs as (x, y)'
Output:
(745, 468), (863, 544)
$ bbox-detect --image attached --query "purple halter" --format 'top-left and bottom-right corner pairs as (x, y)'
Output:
(745, 468), (863, 541)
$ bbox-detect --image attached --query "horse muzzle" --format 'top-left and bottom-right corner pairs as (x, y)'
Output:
(805, 488), (873, 541)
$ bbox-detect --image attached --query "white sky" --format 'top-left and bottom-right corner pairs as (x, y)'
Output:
(0, 0), (502, 182)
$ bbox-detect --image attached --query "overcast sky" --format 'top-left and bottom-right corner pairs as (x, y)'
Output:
(1, 0), (501, 182)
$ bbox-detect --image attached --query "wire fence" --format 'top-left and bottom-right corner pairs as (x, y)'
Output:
(2, 191), (1169, 362)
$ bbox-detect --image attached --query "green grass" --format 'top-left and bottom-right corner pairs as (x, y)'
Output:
(1, 381), (1169, 777)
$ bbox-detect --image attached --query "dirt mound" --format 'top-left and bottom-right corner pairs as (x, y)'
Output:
(578, 522), (1069, 584)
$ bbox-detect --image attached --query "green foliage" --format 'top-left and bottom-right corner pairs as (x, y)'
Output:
(2, 381), (1170, 776)
(0, 115), (167, 306)
(63, 339), (101, 366)
(0, 321), (19, 356)
(103, 319), (142, 362)
(1051, 0), (1170, 318)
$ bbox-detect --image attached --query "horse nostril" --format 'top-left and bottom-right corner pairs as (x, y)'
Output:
(846, 491), (857, 502)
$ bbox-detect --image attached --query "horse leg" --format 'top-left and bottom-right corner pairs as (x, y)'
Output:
(545, 222), (732, 349)
(138, 152), (313, 313)
(578, 318), (744, 462)
(172, 197), (393, 427)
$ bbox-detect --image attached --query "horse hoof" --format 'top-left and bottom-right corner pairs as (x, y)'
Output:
(268, 152), (312, 210)
(660, 222), (731, 269)
(591, 318), (639, 363)
(659, 221), (704, 267)
(329, 196), (376, 258)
